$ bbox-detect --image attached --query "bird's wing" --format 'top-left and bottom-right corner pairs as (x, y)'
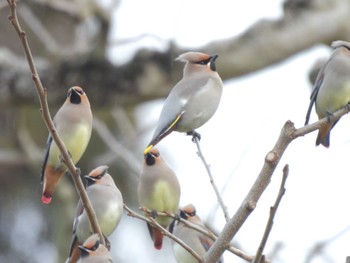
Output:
(305, 72), (324, 125)
(40, 135), (53, 183)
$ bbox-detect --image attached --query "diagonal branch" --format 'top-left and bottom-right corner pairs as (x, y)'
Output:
(123, 204), (202, 261)
(140, 207), (253, 262)
(6, 0), (105, 246)
(253, 164), (289, 263)
(203, 104), (350, 263)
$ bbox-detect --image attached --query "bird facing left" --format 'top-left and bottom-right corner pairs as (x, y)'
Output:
(76, 234), (113, 263)
(41, 86), (93, 204)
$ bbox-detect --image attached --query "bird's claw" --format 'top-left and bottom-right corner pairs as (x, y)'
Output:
(326, 111), (334, 123)
(150, 209), (158, 219)
(103, 235), (111, 251)
(187, 130), (201, 142)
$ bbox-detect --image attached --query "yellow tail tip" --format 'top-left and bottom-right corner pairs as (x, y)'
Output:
(144, 145), (153, 155)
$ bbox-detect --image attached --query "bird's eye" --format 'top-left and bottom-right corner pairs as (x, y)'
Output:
(194, 60), (209, 65)
(91, 240), (100, 251)
(151, 152), (160, 158)
(188, 210), (196, 217)
(76, 89), (84, 95)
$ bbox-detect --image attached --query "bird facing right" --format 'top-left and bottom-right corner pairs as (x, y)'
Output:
(172, 204), (223, 263)
(144, 52), (223, 154)
(305, 40), (350, 147)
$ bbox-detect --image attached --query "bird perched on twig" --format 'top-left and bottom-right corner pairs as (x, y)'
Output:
(172, 204), (223, 263)
(144, 52), (223, 155)
(305, 40), (350, 147)
(66, 166), (123, 263)
(138, 147), (181, 250)
(41, 86), (92, 204)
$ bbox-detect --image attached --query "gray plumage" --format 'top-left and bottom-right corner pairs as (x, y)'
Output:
(305, 40), (350, 147)
(138, 147), (181, 249)
(67, 166), (123, 263)
(144, 52), (223, 154)
(172, 204), (223, 263)
(77, 234), (113, 263)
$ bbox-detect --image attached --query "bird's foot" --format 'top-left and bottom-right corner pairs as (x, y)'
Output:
(326, 111), (334, 123)
(187, 130), (201, 142)
(59, 151), (72, 165)
(103, 235), (111, 251)
(150, 209), (158, 219)
(346, 102), (350, 111)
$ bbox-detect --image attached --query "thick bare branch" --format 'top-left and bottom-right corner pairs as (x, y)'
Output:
(3, 0), (350, 107)
(203, 105), (350, 263)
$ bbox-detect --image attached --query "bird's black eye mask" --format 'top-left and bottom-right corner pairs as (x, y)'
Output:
(145, 151), (159, 165)
(84, 169), (107, 187)
(179, 209), (188, 219)
(193, 56), (217, 71)
(91, 239), (100, 251)
(79, 239), (100, 257)
(179, 209), (196, 219)
(69, 88), (82, 104)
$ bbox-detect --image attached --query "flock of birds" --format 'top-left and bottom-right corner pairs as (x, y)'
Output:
(38, 40), (350, 262)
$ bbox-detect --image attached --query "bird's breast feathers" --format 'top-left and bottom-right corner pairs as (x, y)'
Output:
(48, 124), (91, 167)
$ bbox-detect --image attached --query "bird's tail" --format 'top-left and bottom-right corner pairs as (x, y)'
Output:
(147, 223), (163, 250)
(316, 124), (332, 147)
(41, 166), (66, 204)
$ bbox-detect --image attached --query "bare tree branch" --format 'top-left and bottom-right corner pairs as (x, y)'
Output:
(124, 204), (203, 262)
(6, 0), (105, 246)
(4, 0), (350, 107)
(253, 164), (289, 263)
(139, 208), (253, 262)
(203, 104), (350, 263)
(193, 137), (230, 223)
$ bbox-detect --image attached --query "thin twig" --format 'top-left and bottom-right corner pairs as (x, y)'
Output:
(139, 207), (253, 261)
(193, 137), (230, 222)
(203, 104), (350, 263)
(123, 204), (202, 262)
(253, 164), (289, 263)
(6, 0), (105, 246)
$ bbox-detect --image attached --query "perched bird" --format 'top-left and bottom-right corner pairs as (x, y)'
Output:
(138, 147), (181, 250)
(144, 52), (223, 154)
(77, 234), (113, 263)
(172, 204), (223, 263)
(67, 166), (123, 263)
(305, 40), (350, 147)
(41, 86), (93, 204)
